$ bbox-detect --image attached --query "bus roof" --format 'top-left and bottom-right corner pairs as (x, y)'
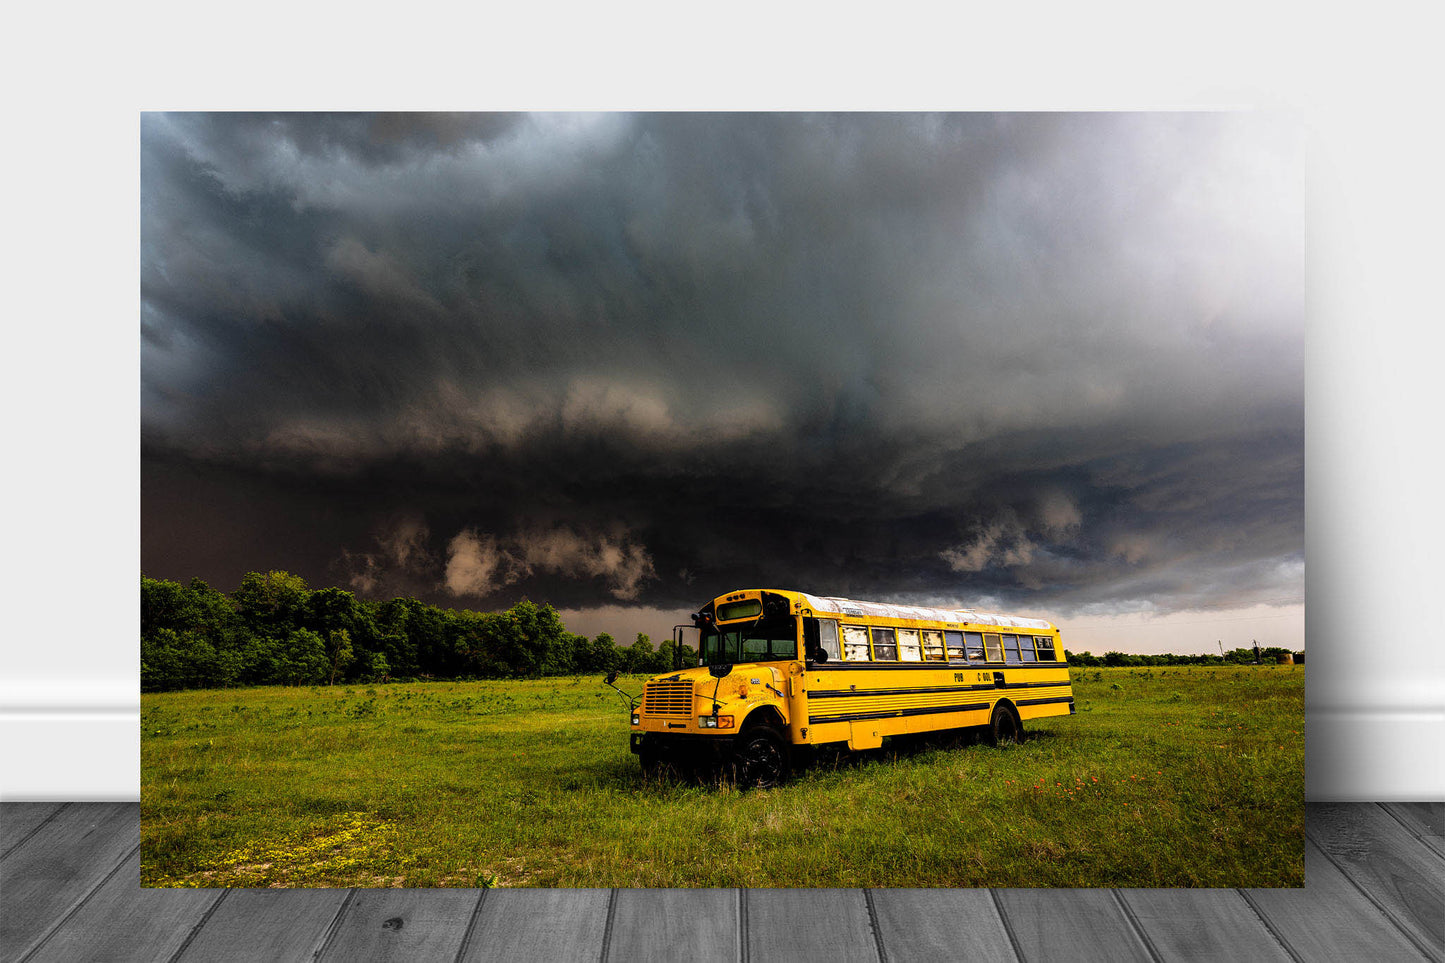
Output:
(792, 591), (1055, 631)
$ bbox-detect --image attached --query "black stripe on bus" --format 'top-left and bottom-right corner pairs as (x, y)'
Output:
(807, 702), (992, 725)
(1014, 696), (1076, 708)
(810, 661), (1066, 671)
(809, 680), (1067, 699)
(809, 684), (983, 699)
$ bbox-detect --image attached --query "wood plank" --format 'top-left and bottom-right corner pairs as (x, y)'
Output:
(458, 889), (610, 962)
(1245, 836), (1431, 963)
(605, 889), (738, 963)
(1307, 802), (1445, 959)
(173, 888), (351, 963)
(0, 802), (66, 858)
(869, 889), (1018, 963)
(317, 889), (480, 962)
(0, 802), (137, 963)
(1383, 802), (1445, 860)
(25, 849), (222, 963)
(745, 889), (878, 963)
(993, 890), (1152, 963)
(1119, 889), (1289, 962)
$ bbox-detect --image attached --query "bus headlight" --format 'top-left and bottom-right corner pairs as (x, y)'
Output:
(631, 713), (640, 726)
(699, 715), (734, 729)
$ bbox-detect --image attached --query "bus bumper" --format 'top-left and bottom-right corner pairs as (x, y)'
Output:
(631, 731), (736, 759)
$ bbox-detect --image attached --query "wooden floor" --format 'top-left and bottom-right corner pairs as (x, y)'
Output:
(1, 803), (1440, 962)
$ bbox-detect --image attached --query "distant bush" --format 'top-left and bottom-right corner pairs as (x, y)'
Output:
(1065, 649), (1302, 669)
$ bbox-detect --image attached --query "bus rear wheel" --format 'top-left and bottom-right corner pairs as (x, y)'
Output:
(734, 726), (790, 788)
(987, 702), (1022, 745)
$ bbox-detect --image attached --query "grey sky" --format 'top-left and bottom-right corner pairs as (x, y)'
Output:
(141, 111), (1304, 641)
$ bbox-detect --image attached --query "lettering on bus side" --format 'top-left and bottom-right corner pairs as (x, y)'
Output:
(953, 670), (995, 684)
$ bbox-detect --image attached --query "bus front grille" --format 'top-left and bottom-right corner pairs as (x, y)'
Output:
(642, 681), (696, 718)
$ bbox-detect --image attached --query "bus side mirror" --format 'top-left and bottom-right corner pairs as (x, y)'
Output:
(605, 670), (618, 685)
(708, 662), (732, 679)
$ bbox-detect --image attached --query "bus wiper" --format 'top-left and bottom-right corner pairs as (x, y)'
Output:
(707, 661), (732, 714)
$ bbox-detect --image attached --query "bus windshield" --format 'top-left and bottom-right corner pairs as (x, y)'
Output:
(700, 617), (798, 665)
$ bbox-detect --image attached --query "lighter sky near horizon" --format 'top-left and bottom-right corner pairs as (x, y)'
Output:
(560, 600), (1305, 657)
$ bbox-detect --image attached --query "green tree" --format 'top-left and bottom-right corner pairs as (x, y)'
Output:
(141, 627), (219, 692)
(233, 633), (280, 685)
(370, 598), (415, 677)
(364, 651), (391, 682)
(277, 629), (328, 685)
(141, 576), (248, 688)
(328, 628), (355, 684)
(621, 633), (653, 673)
(233, 571), (310, 638)
(589, 633), (618, 674)
(555, 633), (588, 674)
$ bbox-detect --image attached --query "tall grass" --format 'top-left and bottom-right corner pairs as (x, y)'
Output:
(141, 665), (1304, 887)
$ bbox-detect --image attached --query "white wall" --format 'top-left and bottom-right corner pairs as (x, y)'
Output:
(1, 17), (1441, 802)
(1300, 100), (1445, 800)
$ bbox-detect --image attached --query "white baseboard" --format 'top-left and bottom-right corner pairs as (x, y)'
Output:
(1, 683), (1440, 800)
(0, 714), (140, 800)
(1305, 707), (1445, 801)
(1, 680), (139, 800)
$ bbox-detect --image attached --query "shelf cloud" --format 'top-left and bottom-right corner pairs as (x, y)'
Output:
(142, 112), (1304, 621)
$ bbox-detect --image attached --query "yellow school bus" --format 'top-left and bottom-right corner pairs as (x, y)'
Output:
(627, 588), (1074, 786)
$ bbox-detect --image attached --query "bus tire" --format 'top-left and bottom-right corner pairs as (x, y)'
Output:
(639, 749), (666, 779)
(734, 725), (790, 788)
(986, 701), (1022, 746)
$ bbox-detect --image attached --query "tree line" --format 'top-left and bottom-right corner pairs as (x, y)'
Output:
(141, 572), (1305, 692)
(1064, 647), (1304, 667)
(141, 571), (688, 692)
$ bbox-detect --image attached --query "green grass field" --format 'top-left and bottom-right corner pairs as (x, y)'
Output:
(140, 665), (1304, 888)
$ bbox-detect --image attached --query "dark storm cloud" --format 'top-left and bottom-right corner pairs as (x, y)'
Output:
(141, 111), (1304, 618)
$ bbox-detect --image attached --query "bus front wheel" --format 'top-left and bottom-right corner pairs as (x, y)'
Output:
(987, 702), (1022, 745)
(639, 749), (666, 779)
(734, 726), (790, 788)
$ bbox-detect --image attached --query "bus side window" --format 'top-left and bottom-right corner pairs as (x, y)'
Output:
(1035, 635), (1056, 661)
(921, 629), (945, 661)
(897, 628), (922, 661)
(944, 631), (965, 660)
(871, 627), (899, 661)
(1003, 634), (1020, 663)
(964, 632), (984, 661)
(818, 619), (842, 661)
(842, 625), (871, 662)
(984, 634), (1004, 662)
(1018, 634), (1037, 662)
